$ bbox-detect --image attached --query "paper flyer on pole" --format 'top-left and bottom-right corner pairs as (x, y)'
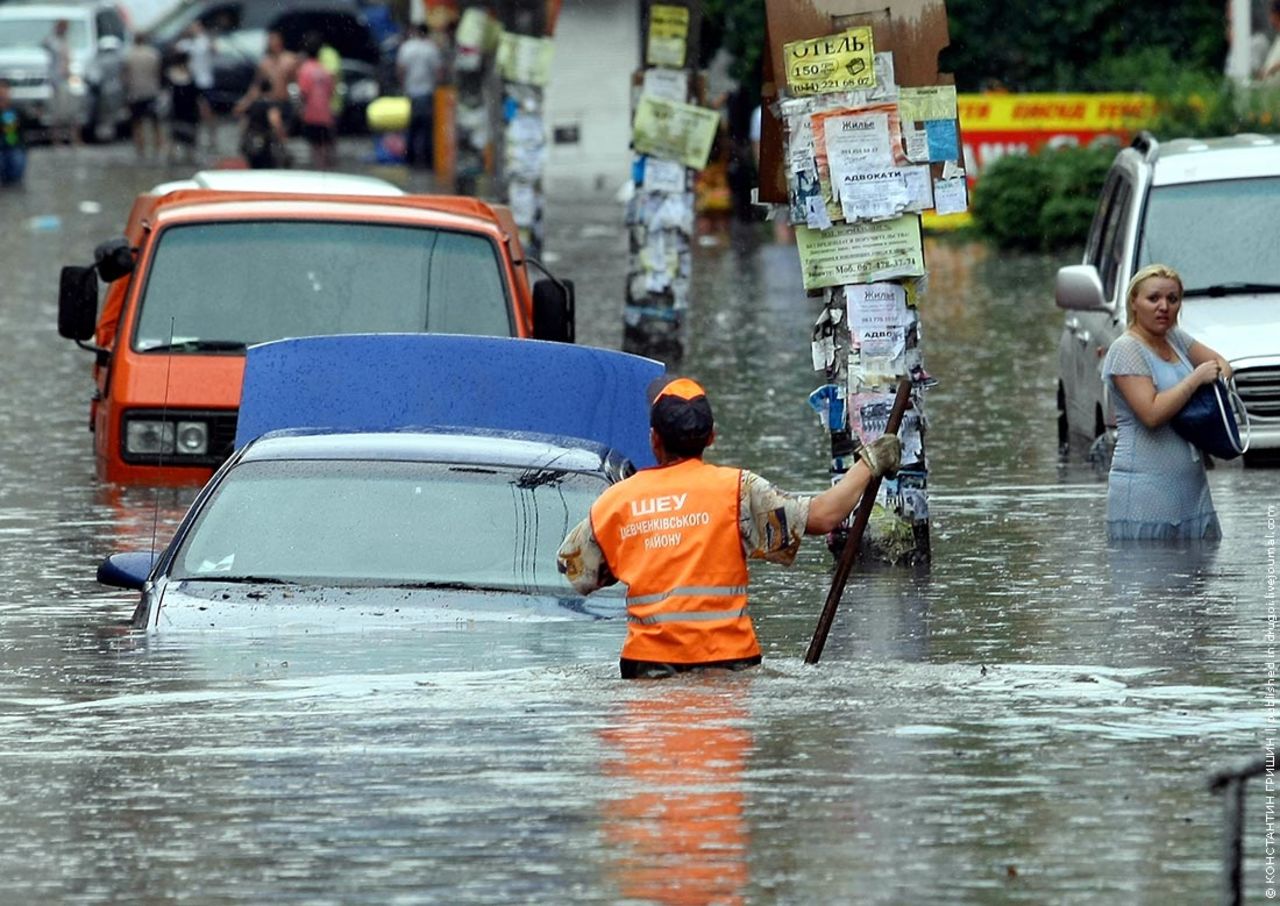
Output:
(794, 217), (925, 290)
(642, 67), (688, 102)
(783, 28), (876, 96)
(632, 96), (720, 170)
(646, 4), (689, 68)
(811, 103), (903, 223)
(897, 86), (958, 122)
(497, 33), (554, 86)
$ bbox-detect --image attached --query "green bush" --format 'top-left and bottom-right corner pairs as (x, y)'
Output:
(972, 145), (1114, 250)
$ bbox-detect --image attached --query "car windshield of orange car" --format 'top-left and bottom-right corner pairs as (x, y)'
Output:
(168, 459), (606, 593)
(131, 222), (512, 351)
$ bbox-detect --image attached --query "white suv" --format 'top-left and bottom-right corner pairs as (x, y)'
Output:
(1055, 132), (1280, 464)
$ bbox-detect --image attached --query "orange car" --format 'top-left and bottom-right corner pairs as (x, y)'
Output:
(57, 173), (575, 486)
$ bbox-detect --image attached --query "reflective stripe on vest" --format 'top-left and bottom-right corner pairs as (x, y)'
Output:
(626, 584), (749, 608)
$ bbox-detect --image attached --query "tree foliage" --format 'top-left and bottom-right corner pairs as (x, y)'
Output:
(699, 0), (1229, 95)
(972, 145), (1115, 251)
(699, 0), (767, 102)
(940, 0), (1227, 92)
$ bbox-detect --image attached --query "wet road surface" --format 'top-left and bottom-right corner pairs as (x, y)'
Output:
(0, 139), (1275, 903)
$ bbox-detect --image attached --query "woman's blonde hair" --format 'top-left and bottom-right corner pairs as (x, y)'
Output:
(1125, 263), (1183, 326)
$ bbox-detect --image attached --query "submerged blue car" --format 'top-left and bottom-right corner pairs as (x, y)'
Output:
(96, 334), (664, 631)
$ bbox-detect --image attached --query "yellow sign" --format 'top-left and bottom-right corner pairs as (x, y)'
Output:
(956, 92), (1154, 131)
(632, 95), (720, 171)
(795, 217), (924, 290)
(783, 28), (875, 96)
(647, 4), (689, 68)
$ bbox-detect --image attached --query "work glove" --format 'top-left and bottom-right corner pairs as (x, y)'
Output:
(858, 434), (901, 479)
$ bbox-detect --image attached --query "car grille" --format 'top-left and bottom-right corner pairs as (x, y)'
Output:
(210, 412), (239, 463)
(2, 74), (45, 88)
(1235, 365), (1280, 422)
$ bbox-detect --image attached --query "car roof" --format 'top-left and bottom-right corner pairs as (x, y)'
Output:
(0, 3), (100, 17)
(1145, 134), (1280, 186)
(148, 169), (405, 196)
(239, 428), (624, 478)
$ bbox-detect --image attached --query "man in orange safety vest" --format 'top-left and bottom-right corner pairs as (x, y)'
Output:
(557, 377), (901, 679)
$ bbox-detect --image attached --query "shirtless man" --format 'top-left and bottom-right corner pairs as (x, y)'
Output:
(233, 29), (298, 118)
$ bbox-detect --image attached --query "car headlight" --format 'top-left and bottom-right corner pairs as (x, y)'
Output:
(125, 419), (174, 455)
(175, 421), (209, 456)
(125, 419), (209, 456)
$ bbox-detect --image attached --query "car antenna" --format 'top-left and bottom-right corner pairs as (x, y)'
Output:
(149, 316), (176, 564)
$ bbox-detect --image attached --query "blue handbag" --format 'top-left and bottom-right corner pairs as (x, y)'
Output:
(1170, 377), (1249, 460)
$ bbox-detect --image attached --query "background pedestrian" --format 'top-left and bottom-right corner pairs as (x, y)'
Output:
(178, 20), (217, 149)
(396, 23), (441, 169)
(123, 33), (164, 159)
(0, 80), (33, 186)
(297, 32), (336, 169)
(41, 20), (79, 147)
(165, 51), (200, 164)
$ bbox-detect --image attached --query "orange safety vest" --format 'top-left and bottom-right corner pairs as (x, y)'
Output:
(590, 458), (757, 665)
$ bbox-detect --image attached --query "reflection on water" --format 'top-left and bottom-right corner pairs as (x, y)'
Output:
(0, 146), (1273, 902)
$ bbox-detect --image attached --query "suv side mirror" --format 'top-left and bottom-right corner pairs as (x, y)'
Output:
(94, 237), (135, 282)
(1055, 264), (1111, 313)
(58, 265), (100, 341)
(532, 277), (575, 343)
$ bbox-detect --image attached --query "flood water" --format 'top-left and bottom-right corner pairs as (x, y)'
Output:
(1, 142), (1274, 904)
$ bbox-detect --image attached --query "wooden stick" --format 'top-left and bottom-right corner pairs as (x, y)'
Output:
(804, 377), (913, 665)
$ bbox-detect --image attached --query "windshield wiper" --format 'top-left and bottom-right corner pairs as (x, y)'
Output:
(516, 468), (568, 490)
(140, 339), (247, 353)
(386, 581), (519, 593)
(180, 574), (294, 584)
(1183, 282), (1280, 298)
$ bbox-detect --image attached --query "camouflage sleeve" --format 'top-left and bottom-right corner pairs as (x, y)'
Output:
(739, 471), (811, 566)
(556, 517), (616, 595)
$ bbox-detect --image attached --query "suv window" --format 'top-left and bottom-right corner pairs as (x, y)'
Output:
(96, 8), (126, 40)
(1084, 172), (1118, 265)
(1137, 176), (1280, 292)
(1097, 178), (1132, 301)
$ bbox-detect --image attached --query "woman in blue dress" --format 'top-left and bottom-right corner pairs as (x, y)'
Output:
(1102, 263), (1232, 541)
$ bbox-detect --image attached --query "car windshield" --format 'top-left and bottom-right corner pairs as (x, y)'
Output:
(133, 221), (512, 350)
(0, 19), (90, 50)
(169, 459), (604, 594)
(1137, 176), (1280, 292)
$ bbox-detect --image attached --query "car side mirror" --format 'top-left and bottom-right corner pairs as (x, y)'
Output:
(58, 265), (100, 341)
(1055, 264), (1112, 313)
(94, 237), (135, 282)
(532, 277), (575, 343)
(97, 551), (156, 590)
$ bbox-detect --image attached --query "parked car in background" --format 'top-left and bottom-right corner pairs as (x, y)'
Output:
(1055, 132), (1280, 465)
(94, 333), (665, 632)
(0, 0), (130, 141)
(146, 0), (383, 132)
(56, 174), (577, 485)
